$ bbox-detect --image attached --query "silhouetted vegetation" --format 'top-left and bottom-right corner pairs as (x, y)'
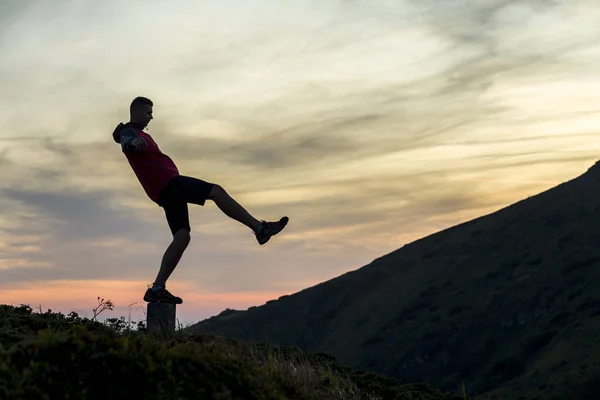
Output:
(0, 303), (465, 400)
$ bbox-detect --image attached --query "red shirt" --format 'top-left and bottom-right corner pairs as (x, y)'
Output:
(113, 122), (179, 204)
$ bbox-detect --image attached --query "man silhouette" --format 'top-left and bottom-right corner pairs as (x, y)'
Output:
(112, 97), (288, 304)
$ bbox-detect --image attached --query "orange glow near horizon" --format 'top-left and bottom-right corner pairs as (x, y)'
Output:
(0, 279), (301, 323)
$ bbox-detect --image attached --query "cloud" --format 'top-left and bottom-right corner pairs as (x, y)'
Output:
(0, 186), (164, 281)
(2, 188), (150, 239)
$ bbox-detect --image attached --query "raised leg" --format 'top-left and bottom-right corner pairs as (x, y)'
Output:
(207, 184), (262, 231)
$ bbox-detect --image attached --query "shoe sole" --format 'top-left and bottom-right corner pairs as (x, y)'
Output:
(258, 216), (289, 245)
(143, 294), (183, 304)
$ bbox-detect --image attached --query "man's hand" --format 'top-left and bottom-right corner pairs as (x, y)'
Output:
(131, 137), (147, 152)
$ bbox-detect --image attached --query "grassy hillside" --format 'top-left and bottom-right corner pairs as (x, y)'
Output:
(188, 161), (600, 400)
(0, 303), (465, 400)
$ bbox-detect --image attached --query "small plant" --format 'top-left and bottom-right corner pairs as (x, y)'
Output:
(91, 297), (114, 321)
(459, 380), (468, 399)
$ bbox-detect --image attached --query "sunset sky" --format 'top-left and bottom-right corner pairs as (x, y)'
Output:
(1, 0), (599, 326)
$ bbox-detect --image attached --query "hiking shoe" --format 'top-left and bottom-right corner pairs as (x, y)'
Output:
(143, 286), (183, 304)
(255, 216), (289, 245)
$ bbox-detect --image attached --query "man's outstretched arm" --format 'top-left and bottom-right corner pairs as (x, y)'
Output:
(120, 128), (146, 153)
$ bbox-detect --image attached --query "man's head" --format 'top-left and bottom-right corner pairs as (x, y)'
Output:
(129, 96), (153, 127)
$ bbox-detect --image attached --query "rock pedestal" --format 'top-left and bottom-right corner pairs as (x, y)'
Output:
(147, 302), (176, 334)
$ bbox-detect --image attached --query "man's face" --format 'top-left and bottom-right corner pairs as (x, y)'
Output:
(135, 104), (153, 127)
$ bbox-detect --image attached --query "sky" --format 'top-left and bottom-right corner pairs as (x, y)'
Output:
(1, 0), (599, 326)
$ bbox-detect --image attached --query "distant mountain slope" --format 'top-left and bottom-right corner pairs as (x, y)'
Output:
(188, 161), (600, 400)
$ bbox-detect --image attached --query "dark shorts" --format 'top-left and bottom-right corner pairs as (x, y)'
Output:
(157, 175), (215, 235)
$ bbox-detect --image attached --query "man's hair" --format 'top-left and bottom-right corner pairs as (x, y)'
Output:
(130, 96), (153, 113)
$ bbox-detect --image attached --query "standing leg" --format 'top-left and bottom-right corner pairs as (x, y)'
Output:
(143, 201), (190, 304)
(153, 228), (190, 287)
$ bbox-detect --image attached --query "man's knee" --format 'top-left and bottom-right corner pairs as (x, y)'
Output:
(208, 184), (225, 200)
(173, 228), (191, 247)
